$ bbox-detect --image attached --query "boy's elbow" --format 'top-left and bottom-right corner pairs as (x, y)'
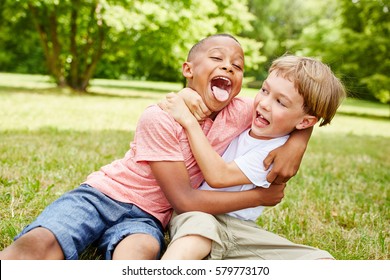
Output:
(206, 176), (228, 189)
(171, 194), (199, 214)
(172, 203), (189, 214)
(173, 203), (200, 214)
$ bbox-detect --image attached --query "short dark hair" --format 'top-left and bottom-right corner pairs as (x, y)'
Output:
(187, 34), (240, 61)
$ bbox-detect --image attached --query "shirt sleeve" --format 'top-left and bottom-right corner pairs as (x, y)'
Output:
(234, 148), (271, 188)
(133, 105), (184, 162)
(234, 136), (289, 188)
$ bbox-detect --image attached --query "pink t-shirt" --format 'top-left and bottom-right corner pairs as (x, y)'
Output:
(84, 97), (252, 227)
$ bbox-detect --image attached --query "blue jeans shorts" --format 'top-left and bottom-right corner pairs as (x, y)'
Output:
(15, 184), (165, 260)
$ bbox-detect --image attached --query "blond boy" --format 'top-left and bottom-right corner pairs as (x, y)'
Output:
(161, 55), (345, 260)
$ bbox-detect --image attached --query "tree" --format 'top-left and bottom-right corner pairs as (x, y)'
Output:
(245, 0), (324, 80)
(95, 0), (264, 83)
(1, 0), (263, 92)
(337, 0), (390, 101)
(0, 0), (46, 74)
(22, 0), (108, 91)
(292, 0), (390, 102)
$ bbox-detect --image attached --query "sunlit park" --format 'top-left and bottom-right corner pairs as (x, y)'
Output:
(0, 0), (389, 262)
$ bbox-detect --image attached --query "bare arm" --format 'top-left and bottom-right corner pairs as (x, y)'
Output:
(264, 127), (313, 184)
(162, 93), (250, 188)
(173, 88), (311, 186)
(149, 161), (285, 214)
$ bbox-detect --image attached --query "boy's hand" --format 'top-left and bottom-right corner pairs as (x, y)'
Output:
(159, 92), (196, 127)
(263, 127), (311, 184)
(177, 88), (212, 122)
(263, 144), (304, 184)
(255, 183), (286, 206)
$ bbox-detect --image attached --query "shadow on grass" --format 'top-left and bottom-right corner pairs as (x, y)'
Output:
(91, 83), (181, 94)
(0, 85), (60, 93)
(84, 90), (164, 100)
(0, 85), (164, 99)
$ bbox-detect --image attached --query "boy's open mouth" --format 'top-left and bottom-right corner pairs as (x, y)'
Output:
(256, 112), (270, 125)
(211, 76), (232, 102)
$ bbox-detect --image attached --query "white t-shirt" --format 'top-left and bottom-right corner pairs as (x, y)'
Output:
(199, 129), (289, 221)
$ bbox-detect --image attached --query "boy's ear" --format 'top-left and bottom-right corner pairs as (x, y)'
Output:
(182, 62), (193, 79)
(296, 115), (318, 130)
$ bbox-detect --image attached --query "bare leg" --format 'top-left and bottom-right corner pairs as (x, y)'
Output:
(0, 227), (64, 260)
(112, 233), (160, 260)
(161, 235), (212, 260)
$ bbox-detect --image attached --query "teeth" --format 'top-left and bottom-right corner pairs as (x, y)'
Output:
(213, 76), (231, 85)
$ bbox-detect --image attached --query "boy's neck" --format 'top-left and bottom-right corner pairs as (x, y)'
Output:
(249, 129), (286, 140)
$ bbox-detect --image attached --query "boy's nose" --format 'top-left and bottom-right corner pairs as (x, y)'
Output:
(221, 64), (233, 73)
(259, 97), (271, 111)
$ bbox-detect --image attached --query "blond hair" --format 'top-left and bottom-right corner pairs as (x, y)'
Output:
(269, 55), (346, 126)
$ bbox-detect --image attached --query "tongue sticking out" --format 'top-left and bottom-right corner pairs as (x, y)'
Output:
(212, 86), (229, 102)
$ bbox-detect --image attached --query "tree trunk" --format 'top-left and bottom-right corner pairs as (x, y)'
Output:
(69, 1), (79, 90)
(28, 3), (66, 88)
(28, 1), (107, 93)
(67, 1), (105, 92)
(48, 7), (66, 87)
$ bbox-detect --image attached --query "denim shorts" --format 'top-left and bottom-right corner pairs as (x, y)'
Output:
(15, 184), (165, 260)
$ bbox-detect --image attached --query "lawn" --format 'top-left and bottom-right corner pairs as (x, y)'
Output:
(0, 73), (389, 259)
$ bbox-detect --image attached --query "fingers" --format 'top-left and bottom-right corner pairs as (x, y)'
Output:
(193, 111), (202, 121)
(166, 89), (211, 121)
(273, 176), (287, 185)
(267, 171), (289, 184)
(159, 94), (180, 114)
(256, 182), (286, 206)
(199, 103), (212, 117)
(263, 151), (274, 171)
(166, 92), (177, 99)
(266, 171), (277, 184)
(191, 103), (211, 121)
(158, 99), (167, 111)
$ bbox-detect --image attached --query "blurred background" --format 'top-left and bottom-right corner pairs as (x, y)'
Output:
(0, 0), (389, 105)
(1, 0), (389, 260)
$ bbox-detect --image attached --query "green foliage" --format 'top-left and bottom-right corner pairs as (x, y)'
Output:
(362, 74), (390, 104)
(245, 0), (390, 103)
(1, 0), (389, 102)
(0, 0), (261, 90)
(96, 0), (261, 82)
(245, 0), (329, 79)
(292, 0), (390, 103)
(0, 0), (47, 73)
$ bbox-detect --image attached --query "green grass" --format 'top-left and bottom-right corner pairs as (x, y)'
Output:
(0, 73), (389, 260)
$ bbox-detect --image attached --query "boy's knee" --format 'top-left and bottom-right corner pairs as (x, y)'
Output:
(0, 227), (63, 259)
(134, 234), (160, 253)
(113, 234), (161, 260)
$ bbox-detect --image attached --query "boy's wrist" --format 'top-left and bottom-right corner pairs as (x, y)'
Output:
(288, 137), (308, 153)
(182, 116), (198, 129)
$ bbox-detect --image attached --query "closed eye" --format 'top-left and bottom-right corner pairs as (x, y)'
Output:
(277, 99), (286, 107)
(233, 64), (243, 71)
